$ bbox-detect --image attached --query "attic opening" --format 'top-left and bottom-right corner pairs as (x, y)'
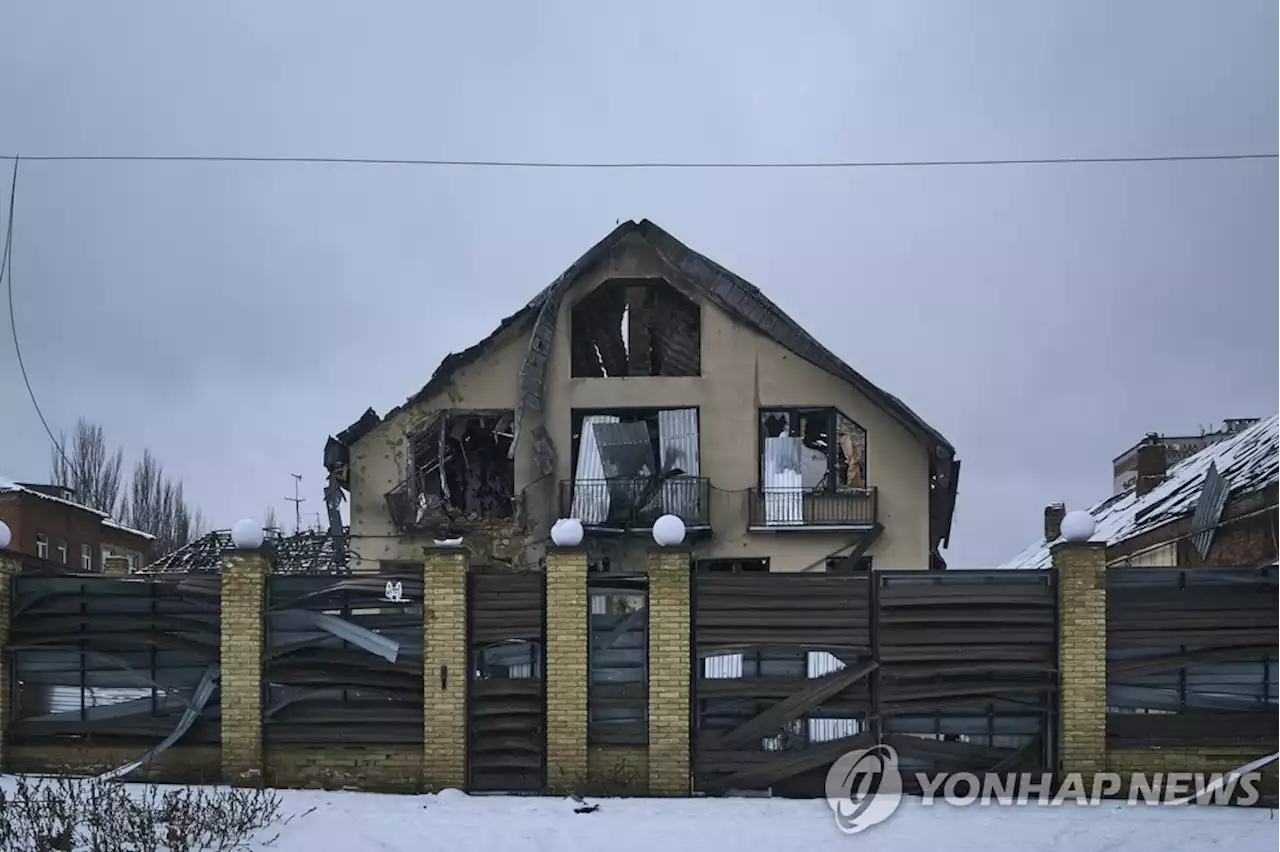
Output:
(570, 279), (701, 378)
(408, 411), (515, 521)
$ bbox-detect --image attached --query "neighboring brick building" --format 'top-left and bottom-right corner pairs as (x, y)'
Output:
(1111, 418), (1261, 495)
(0, 478), (154, 570)
(1002, 414), (1278, 570)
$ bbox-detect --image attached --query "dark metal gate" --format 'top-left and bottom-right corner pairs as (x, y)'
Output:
(691, 568), (1058, 795)
(467, 568), (546, 792)
(692, 571), (875, 795)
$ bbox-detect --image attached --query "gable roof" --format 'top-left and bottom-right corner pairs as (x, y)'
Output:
(999, 414), (1279, 571)
(0, 476), (156, 541)
(329, 219), (960, 551)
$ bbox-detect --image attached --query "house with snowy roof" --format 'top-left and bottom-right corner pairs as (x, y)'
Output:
(1000, 415), (1278, 571)
(0, 477), (155, 571)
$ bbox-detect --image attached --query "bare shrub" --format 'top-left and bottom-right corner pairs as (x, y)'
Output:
(0, 775), (283, 851)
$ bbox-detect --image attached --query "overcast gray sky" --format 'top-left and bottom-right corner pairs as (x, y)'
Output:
(1, 1), (1275, 567)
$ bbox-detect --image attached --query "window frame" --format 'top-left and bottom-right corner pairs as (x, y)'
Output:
(757, 406), (868, 492)
(56, 540), (68, 564)
(81, 543), (93, 571)
(35, 534), (49, 560)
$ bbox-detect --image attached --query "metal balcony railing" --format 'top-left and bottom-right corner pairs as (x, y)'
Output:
(747, 487), (878, 529)
(559, 476), (711, 529)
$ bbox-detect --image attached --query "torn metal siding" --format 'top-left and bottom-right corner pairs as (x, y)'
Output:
(658, 408), (701, 518)
(571, 415), (620, 524)
(763, 436), (804, 526)
(1190, 461), (1230, 558)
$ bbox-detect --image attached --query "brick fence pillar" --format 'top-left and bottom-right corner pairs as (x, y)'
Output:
(1052, 539), (1107, 785)
(545, 547), (589, 793)
(0, 551), (21, 772)
(103, 555), (130, 576)
(423, 547), (468, 791)
(220, 550), (268, 785)
(647, 548), (692, 796)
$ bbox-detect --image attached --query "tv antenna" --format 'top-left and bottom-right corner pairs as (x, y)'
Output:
(286, 473), (305, 533)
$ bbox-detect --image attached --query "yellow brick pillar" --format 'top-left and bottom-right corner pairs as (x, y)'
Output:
(220, 549), (268, 785)
(423, 547), (468, 791)
(0, 551), (21, 772)
(1052, 538), (1107, 785)
(545, 547), (589, 793)
(103, 555), (130, 576)
(647, 548), (692, 796)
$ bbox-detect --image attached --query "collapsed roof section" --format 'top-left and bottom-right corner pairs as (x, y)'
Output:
(138, 529), (348, 574)
(325, 219), (960, 555)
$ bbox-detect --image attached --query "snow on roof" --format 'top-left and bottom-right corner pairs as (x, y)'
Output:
(0, 476), (156, 541)
(101, 516), (156, 541)
(139, 528), (347, 574)
(999, 414), (1279, 571)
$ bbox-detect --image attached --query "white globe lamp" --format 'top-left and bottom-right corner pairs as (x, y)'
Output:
(0, 519), (10, 551)
(652, 514), (686, 548)
(231, 518), (265, 551)
(550, 518), (584, 548)
(1060, 511), (1096, 543)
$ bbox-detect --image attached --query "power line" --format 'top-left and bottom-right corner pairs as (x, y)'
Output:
(0, 152), (1274, 170)
(2, 156), (88, 495)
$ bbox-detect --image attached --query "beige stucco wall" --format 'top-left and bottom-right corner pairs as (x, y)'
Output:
(348, 232), (932, 572)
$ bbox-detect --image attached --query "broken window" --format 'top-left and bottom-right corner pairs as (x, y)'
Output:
(759, 408), (867, 491)
(407, 411), (515, 521)
(568, 408), (705, 527)
(570, 279), (701, 377)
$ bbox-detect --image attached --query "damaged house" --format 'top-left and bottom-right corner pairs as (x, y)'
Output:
(325, 219), (959, 574)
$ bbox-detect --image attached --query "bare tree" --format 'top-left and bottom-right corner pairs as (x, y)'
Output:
(49, 418), (125, 516)
(124, 449), (205, 557)
(263, 505), (279, 533)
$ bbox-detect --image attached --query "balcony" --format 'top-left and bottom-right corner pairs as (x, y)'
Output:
(747, 487), (879, 531)
(559, 476), (711, 532)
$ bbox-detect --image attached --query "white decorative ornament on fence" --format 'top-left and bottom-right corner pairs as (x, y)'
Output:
(652, 513), (686, 547)
(1060, 510), (1096, 543)
(551, 517), (585, 547)
(0, 519), (11, 550)
(230, 518), (265, 550)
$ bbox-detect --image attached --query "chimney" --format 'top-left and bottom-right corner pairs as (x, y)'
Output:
(1044, 503), (1066, 542)
(1135, 433), (1167, 497)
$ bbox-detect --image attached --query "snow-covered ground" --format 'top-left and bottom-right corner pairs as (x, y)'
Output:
(254, 789), (1273, 851)
(2, 779), (1274, 850)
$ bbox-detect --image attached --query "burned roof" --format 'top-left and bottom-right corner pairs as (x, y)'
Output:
(1000, 414), (1279, 571)
(328, 218), (960, 550)
(341, 221), (954, 454)
(137, 528), (349, 575)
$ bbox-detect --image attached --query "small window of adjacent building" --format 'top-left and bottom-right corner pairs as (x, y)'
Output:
(588, 577), (649, 745)
(81, 543), (93, 571)
(56, 541), (68, 564)
(36, 534), (49, 560)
